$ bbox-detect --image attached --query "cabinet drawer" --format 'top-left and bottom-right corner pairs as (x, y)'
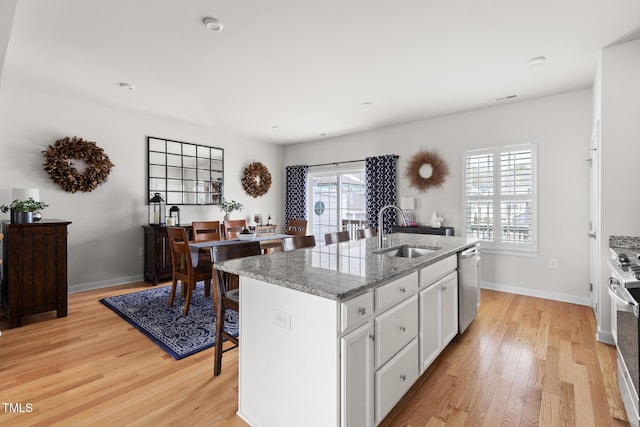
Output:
(375, 295), (418, 368)
(340, 291), (374, 333)
(375, 338), (419, 424)
(419, 255), (456, 289)
(376, 271), (418, 312)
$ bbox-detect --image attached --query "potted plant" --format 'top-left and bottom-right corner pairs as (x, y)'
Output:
(216, 199), (243, 220)
(1, 198), (49, 224)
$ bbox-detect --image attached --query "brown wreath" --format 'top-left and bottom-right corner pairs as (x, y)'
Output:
(43, 136), (115, 193)
(242, 161), (272, 198)
(406, 150), (449, 192)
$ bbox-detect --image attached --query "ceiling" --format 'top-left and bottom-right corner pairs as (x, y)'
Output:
(4, 0), (640, 144)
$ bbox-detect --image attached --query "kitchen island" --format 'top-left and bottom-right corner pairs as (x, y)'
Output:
(215, 233), (479, 427)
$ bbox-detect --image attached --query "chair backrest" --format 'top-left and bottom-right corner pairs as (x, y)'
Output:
(281, 235), (316, 252)
(255, 225), (276, 236)
(286, 219), (308, 236)
(356, 227), (377, 240)
(325, 230), (350, 245)
(224, 219), (247, 239)
(166, 227), (191, 274)
(211, 241), (262, 295)
(192, 221), (221, 242)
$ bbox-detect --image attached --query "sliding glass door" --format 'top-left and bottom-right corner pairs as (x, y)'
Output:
(309, 168), (366, 243)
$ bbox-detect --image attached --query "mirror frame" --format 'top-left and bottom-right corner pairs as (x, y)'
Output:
(147, 136), (224, 205)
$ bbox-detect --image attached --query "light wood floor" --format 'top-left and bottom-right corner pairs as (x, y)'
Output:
(0, 283), (629, 426)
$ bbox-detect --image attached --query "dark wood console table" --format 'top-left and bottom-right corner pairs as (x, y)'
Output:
(392, 225), (454, 236)
(2, 219), (71, 328)
(143, 225), (193, 285)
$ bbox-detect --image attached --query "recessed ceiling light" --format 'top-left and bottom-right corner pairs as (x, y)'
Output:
(272, 125), (280, 129)
(527, 56), (546, 66)
(118, 82), (136, 90)
(495, 94), (518, 102)
(320, 133), (327, 137)
(361, 102), (373, 108)
(203, 17), (223, 32)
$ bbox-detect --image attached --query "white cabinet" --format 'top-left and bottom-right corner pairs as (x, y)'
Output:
(419, 270), (458, 373)
(341, 321), (374, 427)
(375, 338), (419, 423)
(375, 295), (418, 368)
(441, 272), (459, 347)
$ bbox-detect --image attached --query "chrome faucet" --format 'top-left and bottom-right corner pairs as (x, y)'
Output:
(378, 204), (409, 248)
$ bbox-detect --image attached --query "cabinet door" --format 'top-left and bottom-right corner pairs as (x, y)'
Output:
(419, 280), (442, 372)
(341, 321), (374, 427)
(441, 271), (459, 347)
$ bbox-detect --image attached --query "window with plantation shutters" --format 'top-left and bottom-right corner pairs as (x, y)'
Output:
(463, 143), (537, 253)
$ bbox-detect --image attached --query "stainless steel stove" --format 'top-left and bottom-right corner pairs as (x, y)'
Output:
(609, 250), (640, 427)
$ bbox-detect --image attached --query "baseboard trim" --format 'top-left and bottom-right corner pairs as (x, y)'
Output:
(596, 330), (615, 345)
(481, 281), (592, 307)
(68, 275), (145, 294)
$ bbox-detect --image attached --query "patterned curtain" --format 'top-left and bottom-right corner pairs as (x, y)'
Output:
(285, 165), (309, 228)
(365, 155), (397, 233)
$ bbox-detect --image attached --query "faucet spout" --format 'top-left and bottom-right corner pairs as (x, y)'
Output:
(377, 204), (409, 248)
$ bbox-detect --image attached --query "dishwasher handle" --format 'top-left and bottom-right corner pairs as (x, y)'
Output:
(460, 246), (479, 258)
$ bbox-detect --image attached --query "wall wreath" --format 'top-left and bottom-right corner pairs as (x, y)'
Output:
(242, 161), (272, 198)
(406, 149), (449, 192)
(43, 136), (115, 193)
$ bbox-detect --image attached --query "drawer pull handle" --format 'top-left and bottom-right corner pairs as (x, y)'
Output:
(399, 287), (406, 293)
(399, 326), (406, 332)
(358, 307), (366, 315)
(400, 374), (406, 381)
(369, 333), (375, 341)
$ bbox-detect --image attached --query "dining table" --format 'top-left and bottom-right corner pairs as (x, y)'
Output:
(188, 234), (289, 267)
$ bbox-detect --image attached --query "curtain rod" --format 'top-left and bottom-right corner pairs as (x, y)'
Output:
(307, 155), (398, 168)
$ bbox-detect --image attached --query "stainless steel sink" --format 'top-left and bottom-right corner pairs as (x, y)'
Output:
(375, 245), (438, 258)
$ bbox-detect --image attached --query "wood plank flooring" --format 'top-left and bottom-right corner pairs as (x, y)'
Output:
(0, 283), (629, 426)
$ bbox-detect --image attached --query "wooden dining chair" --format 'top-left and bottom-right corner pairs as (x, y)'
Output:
(325, 230), (350, 245)
(223, 219), (247, 240)
(356, 227), (377, 240)
(166, 227), (212, 316)
(285, 219), (308, 236)
(211, 241), (262, 376)
(192, 221), (221, 241)
(281, 235), (316, 252)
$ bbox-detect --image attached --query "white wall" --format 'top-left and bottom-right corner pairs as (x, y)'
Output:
(0, 70), (284, 291)
(285, 90), (593, 304)
(596, 38), (640, 339)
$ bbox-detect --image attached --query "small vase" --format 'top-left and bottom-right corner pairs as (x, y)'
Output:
(224, 214), (230, 221)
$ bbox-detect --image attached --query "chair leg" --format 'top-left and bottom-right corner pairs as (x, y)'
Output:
(183, 280), (194, 316)
(168, 278), (178, 308)
(214, 300), (224, 376)
(204, 278), (211, 297)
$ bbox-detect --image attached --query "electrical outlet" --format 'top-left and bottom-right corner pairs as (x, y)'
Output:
(273, 309), (291, 331)
(549, 258), (558, 269)
(139, 247), (144, 256)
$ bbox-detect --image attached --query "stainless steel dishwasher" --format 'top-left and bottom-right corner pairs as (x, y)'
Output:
(458, 244), (480, 333)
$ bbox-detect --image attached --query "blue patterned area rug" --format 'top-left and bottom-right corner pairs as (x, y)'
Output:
(99, 284), (238, 360)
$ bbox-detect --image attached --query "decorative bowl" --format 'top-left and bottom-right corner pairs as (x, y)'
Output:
(237, 233), (256, 241)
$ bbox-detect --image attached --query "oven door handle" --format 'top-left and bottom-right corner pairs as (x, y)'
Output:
(608, 280), (640, 318)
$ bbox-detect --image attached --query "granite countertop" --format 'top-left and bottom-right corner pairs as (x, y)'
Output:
(215, 233), (479, 301)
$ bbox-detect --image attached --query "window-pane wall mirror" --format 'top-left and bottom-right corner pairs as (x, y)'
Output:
(147, 136), (224, 205)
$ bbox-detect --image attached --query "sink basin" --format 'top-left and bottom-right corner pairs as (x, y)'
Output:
(375, 245), (438, 258)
